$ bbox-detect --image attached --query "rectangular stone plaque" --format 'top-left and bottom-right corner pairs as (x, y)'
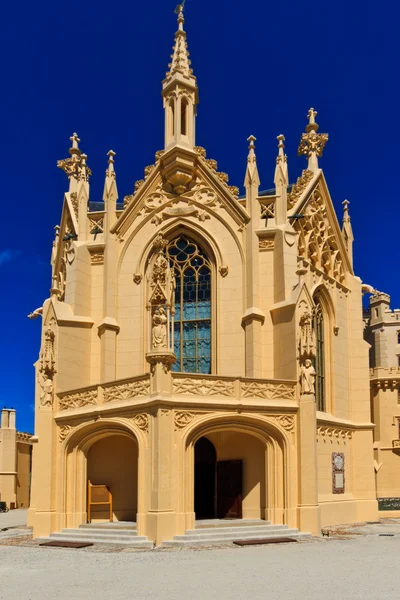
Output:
(332, 452), (345, 494)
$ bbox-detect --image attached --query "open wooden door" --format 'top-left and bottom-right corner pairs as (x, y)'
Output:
(217, 460), (242, 519)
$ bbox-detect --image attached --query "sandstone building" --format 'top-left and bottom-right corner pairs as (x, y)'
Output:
(27, 7), (379, 544)
(0, 409), (32, 509)
(364, 292), (400, 515)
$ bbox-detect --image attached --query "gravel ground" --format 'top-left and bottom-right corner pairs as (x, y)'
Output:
(0, 532), (399, 600)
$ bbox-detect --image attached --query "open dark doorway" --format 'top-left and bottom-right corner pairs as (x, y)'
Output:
(194, 437), (216, 519)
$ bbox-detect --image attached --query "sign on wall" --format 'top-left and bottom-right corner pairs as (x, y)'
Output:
(378, 498), (400, 511)
(332, 452), (345, 494)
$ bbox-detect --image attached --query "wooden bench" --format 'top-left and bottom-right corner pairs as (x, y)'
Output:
(87, 482), (113, 523)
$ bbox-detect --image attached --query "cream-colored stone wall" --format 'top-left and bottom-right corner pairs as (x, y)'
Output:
(27, 7), (380, 545)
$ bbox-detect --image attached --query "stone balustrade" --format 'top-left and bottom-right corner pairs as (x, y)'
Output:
(56, 372), (297, 413)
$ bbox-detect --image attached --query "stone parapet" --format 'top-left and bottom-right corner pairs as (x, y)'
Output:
(55, 372), (298, 418)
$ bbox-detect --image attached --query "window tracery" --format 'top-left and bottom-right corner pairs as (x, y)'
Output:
(165, 236), (212, 374)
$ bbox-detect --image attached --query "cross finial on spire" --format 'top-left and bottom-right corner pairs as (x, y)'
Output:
(69, 132), (81, 157)
(306, 108), (319, 132)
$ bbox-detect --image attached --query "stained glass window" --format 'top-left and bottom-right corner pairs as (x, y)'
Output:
(313, 300), (325, 412)
(165, 237), (211, 374)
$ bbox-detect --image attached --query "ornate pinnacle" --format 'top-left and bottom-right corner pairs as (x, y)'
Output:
(106, 150), (116, 179)
(342, 199), (351, 223)
(166, 2), (194, 81)
(247, 135), (256, 164)
(276, 134), (287, 164)
(298, 107), (328, 170)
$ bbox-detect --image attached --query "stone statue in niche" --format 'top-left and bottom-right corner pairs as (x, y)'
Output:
(152, 307), (168, 349)
(38, 371), (54, 407)
(300, 359), (316, 395)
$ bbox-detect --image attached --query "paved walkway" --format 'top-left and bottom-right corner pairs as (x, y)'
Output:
(0, 527), (399, 599)
(0, 508), (27, 529)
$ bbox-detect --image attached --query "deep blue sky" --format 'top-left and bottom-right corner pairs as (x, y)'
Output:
(1, 0), (398, 433)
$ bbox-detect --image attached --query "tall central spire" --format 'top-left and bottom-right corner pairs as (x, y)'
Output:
(162, 5), (198, 150)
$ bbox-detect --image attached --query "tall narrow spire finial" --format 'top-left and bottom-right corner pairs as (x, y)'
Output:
(106, 150), (116, 179)
(175, 2), (186, 31)
(244, 135), (259, 189)
(276, 134), (287, 164)
(342, 199), (351, 223)
(167, 2), (193, 81)
(298, 107), (328, 171)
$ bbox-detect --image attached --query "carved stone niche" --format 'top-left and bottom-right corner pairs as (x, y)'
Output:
(297, 300), (316, 396)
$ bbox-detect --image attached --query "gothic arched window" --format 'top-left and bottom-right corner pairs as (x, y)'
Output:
(314, 300), (325, 411)
(165, 237), (211, 374)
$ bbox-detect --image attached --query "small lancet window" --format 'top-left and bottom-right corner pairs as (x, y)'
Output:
(181, 98), (187, 136)
(169, 100), (175, 137)
(313, 299), (325, 412)
(165, 237), (211, 374)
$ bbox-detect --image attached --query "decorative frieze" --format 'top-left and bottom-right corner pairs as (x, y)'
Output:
(317, 426), (352, 443)
(103, 379), (150, 403)
(173, 377), (235, 397)
(58, 389), (98, 411)
(241, 381), (295, 401)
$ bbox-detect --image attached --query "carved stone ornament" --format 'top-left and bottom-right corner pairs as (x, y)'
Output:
(287, 170), (314, 209)
(259, 239), (274, 250)
(58, 389), (98, 411)
(90, 252), (104, 265)
(174, 411), (196, 430)
(242, 382), (295, 401)
(132, 413), (149, 433)
(173, 377), (234, 397)
(219, 265), (229, 277)
(103, 379), (150, 403)
(59, 425), (71, 442)
(298, 311), (316, 361)
(133, 273), (143, 285)
(274, 414), (295, 433)
(40, 325), (56, 373)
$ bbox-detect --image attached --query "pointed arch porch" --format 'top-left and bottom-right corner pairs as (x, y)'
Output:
(176, 413), (297, 534)
(57, 418), (147, 533)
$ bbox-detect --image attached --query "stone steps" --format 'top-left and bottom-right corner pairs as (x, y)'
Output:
(37, 525), (153, 548)
(162, 522), (311, 547)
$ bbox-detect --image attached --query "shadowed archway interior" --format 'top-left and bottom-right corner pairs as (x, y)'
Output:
(87, 434), (138, 522)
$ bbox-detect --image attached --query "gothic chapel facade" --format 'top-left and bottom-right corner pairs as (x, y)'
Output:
(28, 7), (378, 544)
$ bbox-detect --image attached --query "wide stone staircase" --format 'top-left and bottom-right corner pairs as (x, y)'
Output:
(161, 519), (311, 547)
(37, 522), (154, 548)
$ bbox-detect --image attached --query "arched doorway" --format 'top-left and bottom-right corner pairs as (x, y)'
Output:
(194, 437), (216, 519)
(87, 434), (138, 522)
(194, 431), (266, 521)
